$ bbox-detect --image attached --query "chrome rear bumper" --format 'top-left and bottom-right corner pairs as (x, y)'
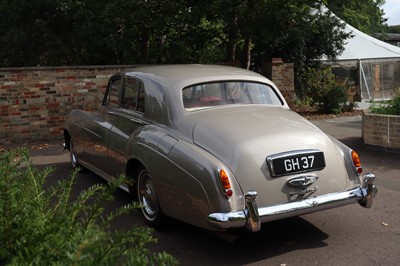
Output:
(208, 173), (377, 232)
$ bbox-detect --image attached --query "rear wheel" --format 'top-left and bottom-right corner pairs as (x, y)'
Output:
(137, 167), (166, 228)
(69, 138), (79, 169)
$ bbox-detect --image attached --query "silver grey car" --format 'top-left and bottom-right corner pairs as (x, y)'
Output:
(64, 64), (377, 232)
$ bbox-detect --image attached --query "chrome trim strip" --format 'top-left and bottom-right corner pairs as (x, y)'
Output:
(288, 186), (319, 195)
(288, 175), (318, 187)
(208, 173), (377, 232)
(267, 149), (323, 160)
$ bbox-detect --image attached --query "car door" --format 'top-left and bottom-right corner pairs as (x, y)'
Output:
(81, 76), (122, 176)
(106, 75), (148, 178)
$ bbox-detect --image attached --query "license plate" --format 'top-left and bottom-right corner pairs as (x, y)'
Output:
(267, 150), (325, 177)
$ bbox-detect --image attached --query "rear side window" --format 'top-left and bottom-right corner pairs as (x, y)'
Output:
(182, 81), (282, 110)
(121, 76), (145, 113)
(121, 77), (139, 110)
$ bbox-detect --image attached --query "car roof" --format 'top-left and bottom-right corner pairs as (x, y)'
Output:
(121, 64), (272, 90)
(111, 64), (287, 127)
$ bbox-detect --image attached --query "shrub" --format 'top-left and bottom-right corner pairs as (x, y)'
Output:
(301, 66), (349, 114)
(370, 89), (400, 115)
(0, 149), (178, 265)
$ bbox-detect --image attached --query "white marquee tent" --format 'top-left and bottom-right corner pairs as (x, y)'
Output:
(328, 21), (400, 100)
(337, 23), (400, 61)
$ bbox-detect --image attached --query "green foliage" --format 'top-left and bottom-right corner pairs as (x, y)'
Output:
(250, 1), (350, 66)
(388, 25), (400, 33)
(301, 67), (348, 114)
(0, 0), (351, 68)
(370, 89), (400, 115)
(0, 149), (178, 265)
(326, 0), (387, 33)
(3, 0), (390, 97)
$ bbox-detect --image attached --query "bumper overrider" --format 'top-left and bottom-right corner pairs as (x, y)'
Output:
(208, 173), (377, 232)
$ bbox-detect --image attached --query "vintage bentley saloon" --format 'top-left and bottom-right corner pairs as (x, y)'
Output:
(64, 64), (377, 232)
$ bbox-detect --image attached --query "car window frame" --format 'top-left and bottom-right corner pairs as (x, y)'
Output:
(120, 76), (146, 114)
(102, 75), (146, 115)
(182, 80), (284, 111)
(120, 76), (139, 111)
(136, 81), (145, 113)
(103, 76), (122, 108)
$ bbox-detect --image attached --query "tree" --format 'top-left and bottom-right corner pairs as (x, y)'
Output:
(388, 25), (400, 33)
(0, 0), (67, 66)
(0, 0), (352, 68)
(326, 0), (387, 34)
(248, 1), (350, 66)
(185, 0), (350, 70)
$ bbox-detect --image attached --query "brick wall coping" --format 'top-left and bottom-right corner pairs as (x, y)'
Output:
(0, 65), (138, 72)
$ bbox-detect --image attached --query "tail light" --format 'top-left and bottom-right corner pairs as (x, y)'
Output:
(351, 150), (362, 174)
(218, 168), (233, 197)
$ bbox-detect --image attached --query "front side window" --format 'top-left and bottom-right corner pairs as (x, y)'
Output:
(182, 81), (282, 110)
(105, 77), (122, 107)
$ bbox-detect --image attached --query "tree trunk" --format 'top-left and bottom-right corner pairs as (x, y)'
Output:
(226, 40), (236, 62)
(141, 29), (150, 63)
(241, 0), (253, 69)
(242, 38), (252, 69)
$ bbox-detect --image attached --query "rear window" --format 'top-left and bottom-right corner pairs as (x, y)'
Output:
(182, 81), (282, 110)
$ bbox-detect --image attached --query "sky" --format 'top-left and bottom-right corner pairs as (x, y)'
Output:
(382, 0), (400, 25)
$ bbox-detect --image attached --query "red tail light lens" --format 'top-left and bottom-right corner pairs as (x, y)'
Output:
(351, 150), (362, 174)
(218, 168), (233, 197)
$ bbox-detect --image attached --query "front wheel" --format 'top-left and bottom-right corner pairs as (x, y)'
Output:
(137, 167), (166, 229)
(69, 138), (79, 169)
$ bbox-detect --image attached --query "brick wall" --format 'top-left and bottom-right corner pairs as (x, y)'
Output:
(0, 65), (135, 145)
(262, 58), (295, 107)
(0, 64), (295, 145)
(362, 109), (400, 153)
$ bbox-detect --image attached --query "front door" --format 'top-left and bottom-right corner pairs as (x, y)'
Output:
(106, 76), (147, 178)
(81, 76), (122, 176)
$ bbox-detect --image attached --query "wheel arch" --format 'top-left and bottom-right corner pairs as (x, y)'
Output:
(64, 129), (71, 151)
(125, 157), (145, 196)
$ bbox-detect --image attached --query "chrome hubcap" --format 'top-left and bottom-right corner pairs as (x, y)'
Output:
(69, 141), (78, 168)
(71, 152), (78, 168)
(139, 172), (158, 220)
